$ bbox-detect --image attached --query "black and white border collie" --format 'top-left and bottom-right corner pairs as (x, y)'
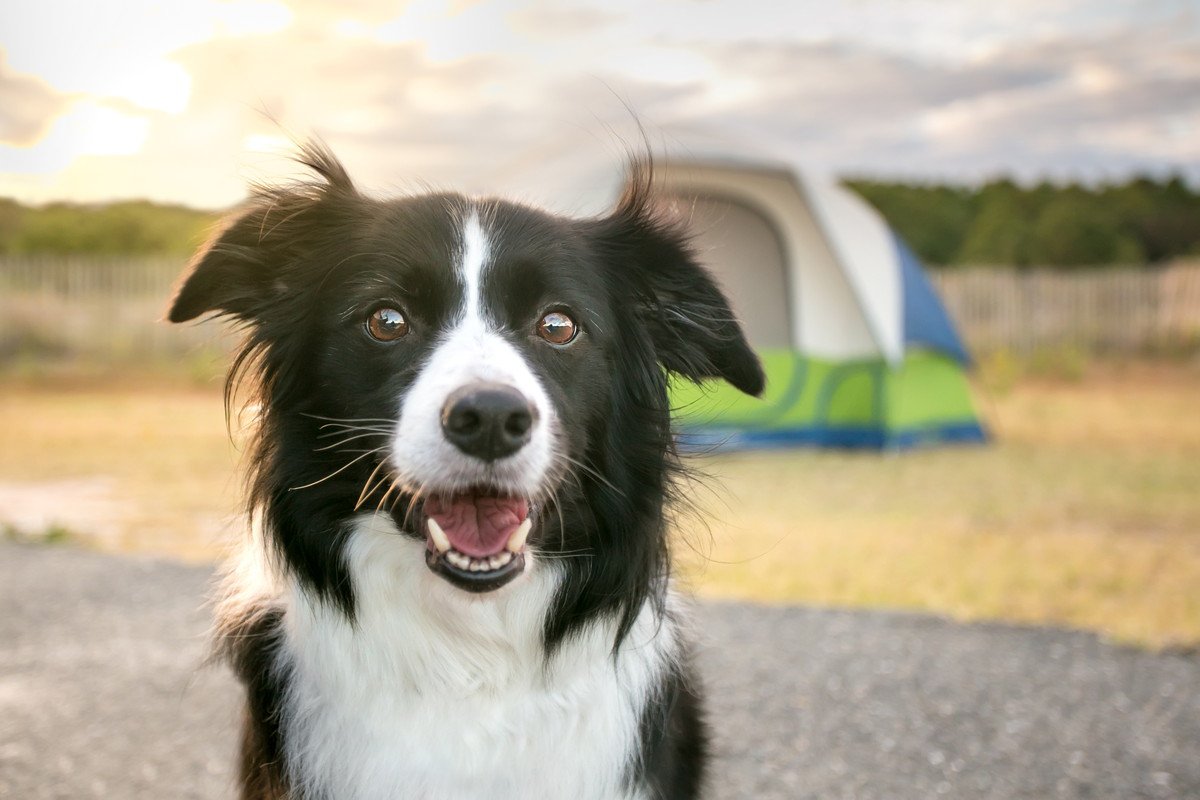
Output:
(168, 143), (763, 800)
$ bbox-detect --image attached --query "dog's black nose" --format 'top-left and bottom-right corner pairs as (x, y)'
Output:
(441, 383), (535, 461)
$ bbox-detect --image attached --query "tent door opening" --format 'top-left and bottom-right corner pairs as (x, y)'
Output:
(670, 193), (792, 350)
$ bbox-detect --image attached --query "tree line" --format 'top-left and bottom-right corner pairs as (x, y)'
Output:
(1, 175), (1197, 267)
(847, 175), (1199, 268)
(0, 198), (216, 258)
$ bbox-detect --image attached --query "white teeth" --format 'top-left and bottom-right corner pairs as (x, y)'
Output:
(435, 527), (524, 575)
(439, 547), (518, 574)
(506, 518), (532, 553)
(427, 518), (451, 553)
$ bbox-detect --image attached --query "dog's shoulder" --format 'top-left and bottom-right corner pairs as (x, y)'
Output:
(216, 600), (290, 800)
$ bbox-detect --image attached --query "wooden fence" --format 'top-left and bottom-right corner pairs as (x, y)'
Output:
(2, 257), (1200, 364)
(931, 261), (1200, 355)
(0, 256), (222, 364)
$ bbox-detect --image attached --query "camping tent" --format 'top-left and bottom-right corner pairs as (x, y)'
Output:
(655, 158), (986, 449)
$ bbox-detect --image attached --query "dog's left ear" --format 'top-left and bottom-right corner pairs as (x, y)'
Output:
(167, 141), (355, 324)
(591, 169), (765, 397)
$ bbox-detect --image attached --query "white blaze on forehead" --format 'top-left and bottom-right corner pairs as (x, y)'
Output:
(459, 209), (489, 322)
(389, 203), (557, 498)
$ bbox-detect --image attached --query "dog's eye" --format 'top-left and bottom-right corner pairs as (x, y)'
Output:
(536, 310), (577, 346)
(366, 307), (409, 342)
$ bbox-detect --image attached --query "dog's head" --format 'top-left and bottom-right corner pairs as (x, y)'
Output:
(170, 144), (762, 640)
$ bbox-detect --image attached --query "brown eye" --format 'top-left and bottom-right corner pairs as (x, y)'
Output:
(366, 307), (409, 341)
(537, 310), (578, 345)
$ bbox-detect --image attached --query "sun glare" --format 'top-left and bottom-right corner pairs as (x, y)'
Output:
(0, 0), (295, 189)
(3, 1), (289, 114)
(0, 101), (150, 175)
(242, 133), (292, 154)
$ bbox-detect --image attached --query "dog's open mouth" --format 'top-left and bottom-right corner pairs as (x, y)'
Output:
(421, 491), (531, 593)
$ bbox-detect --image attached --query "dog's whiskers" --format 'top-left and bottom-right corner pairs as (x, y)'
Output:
(391, 486), (428, 531)
(535, 552), (594, 561)
(317, 424), (392, 437)
(288, 446), (387, 492)
(315, 431), (391, 452)
(376, 473), (406, 516)
(302, 413), (396, 425)
(558, 452), (623, 496)
(354, 458), (393, 510)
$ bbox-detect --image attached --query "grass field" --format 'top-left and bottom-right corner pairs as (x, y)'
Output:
(2, 361), (1198, 648)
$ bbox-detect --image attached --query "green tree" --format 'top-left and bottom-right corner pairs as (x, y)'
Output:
(1104, 175), (1200, 262)
(955, 185), (1035, 266)
(0, 199), (25, 254)
(6, 200), (215, 256)
(1029, 194), (1145, 267)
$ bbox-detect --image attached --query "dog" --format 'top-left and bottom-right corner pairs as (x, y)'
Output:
(168, 142), (763, 800)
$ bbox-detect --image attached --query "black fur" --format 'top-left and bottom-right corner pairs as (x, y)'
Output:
(215, 606), (288, 799)
(635, 650), (710, 798)
(171, 142), (763, 798)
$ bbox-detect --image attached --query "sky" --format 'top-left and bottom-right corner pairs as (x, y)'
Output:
(0, 0), (1197, 212)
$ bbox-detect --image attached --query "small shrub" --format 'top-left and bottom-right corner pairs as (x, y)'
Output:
(2, 522), (75, 545)
(978, 348), (1024, 393)
(1028, 345), (1089, 382)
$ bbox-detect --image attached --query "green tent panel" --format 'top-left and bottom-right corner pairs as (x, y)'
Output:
(671, 350), (982, 449)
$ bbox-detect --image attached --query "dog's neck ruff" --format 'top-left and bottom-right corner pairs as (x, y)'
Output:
(266, 513), (678, 800)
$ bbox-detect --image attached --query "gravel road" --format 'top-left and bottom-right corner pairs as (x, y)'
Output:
(2, 540), (1197, 799)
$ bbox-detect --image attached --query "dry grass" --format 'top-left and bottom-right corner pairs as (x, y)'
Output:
(0, 382), (241, 561)
(677, 361), (1200, 649)
(2, 361), (1198, 648)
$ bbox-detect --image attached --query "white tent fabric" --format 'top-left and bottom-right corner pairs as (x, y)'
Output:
(799, 177), (904, 364)
(656, 159), (904, 364)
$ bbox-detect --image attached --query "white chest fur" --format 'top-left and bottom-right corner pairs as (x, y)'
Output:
(276, 515), (675, 800)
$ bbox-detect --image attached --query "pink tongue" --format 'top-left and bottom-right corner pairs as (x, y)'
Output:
(425, 494), (529, 557)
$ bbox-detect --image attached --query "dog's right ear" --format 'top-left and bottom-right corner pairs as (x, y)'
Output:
(167, 141), (356, 323)
(590, 163), (765, 398)
(167, 204), (286, 323)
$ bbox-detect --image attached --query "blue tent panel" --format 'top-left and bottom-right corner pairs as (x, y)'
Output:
(678, 421), (987, 452)
(895, 236), (971, 366)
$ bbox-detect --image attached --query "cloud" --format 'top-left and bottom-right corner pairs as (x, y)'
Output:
(190, 4), (1200, 192)
(670, 23), (1200, 182)
(0, 53), (70, 146)
(149, 15), (686, 206)
(1, 0), (1198, 205)
(0, 101), (150, 175)
(507, 4), (621, 38)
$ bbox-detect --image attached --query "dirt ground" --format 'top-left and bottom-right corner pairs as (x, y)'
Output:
(2, 541), (1198, 799)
